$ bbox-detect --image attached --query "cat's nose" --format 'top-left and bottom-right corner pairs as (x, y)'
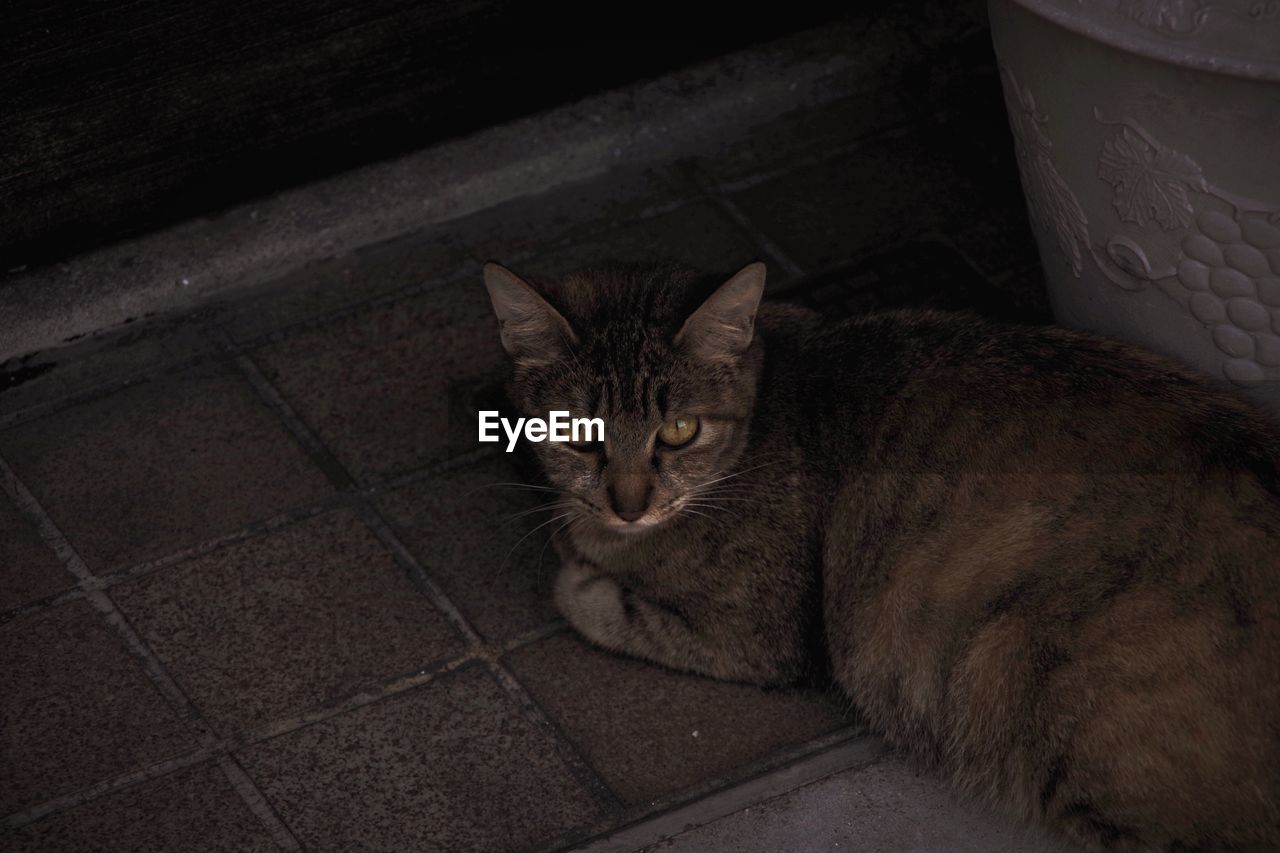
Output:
(608, 476), (652, 522)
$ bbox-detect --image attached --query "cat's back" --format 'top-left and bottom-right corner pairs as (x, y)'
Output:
(785, 308), (1280, 496)
(804, 309), (1280, 849)
(810, 307), (1280, 628)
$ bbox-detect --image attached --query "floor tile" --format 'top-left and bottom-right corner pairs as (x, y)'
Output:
(238, 666), (601, 852)
(725, 125), (963, 276)
(0, 491), (71, 612)
(0, 319), (217, 420)
(0, 360), (332, 574)
(506, 633), (853, 806)
(1, 601), (195, 814)
(781, 241), (1050, 325)
(726, 102), (1037, 286)
(376, 457), (563, 645)
(251, 278), (505, 485)
(8, 762), (277, 853)
(112, 509), (464, 735)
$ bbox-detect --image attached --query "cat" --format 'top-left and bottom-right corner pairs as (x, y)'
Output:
(481, 259), (1280, 851)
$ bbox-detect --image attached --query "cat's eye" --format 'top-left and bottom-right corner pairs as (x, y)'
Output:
(658, 415), (699, 447)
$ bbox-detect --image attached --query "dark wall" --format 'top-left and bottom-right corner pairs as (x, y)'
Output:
(1, 1), (847, 272)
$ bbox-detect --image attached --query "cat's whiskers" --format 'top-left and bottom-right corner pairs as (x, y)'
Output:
(687, 459), (787, 493)
(685, 496), (761, 504)
(686, 483), (772, 505)
(677, 507), (719, 524)
(536, 514), (582, 573)
(467, 481), (561, 497)
(682, 500), (743, 515)
(501, 500), (577, 523)
(491, 510), (577, 585)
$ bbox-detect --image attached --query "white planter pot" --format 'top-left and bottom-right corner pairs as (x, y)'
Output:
(988, 0), (1280, 416)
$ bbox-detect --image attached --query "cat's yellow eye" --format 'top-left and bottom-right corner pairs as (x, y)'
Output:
(658, 415), (699, 447)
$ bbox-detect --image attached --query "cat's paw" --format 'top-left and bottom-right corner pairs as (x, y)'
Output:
(554, 560), (626, 647)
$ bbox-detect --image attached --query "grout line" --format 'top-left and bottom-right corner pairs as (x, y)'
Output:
(353, 502), (483, 644)
(0, 456), (106, 588)
(358, 480), (624, 817)
(0, 584), (84, 627)
(3, 325), (501, 625)
(0, 451), (304, 849)
(1, 456), (205, 726)
(706, 119), (917, 197)
(99, 498), (343, 588)
(226, 347), (355, 491)
(564, 731), (888, 853)
(487, 661), (626, 816)
(225, 337), (626, 818)
(4, 747), (219, 829)
(236, 655), (483, 746)
(0, 346), (230, 432)
(4, 618), (571, 830)
(214, 754), (302, 851)
(679, 162), (807, 281)
(710, 193), (807, 280)
(360, 498), (624, 815)
(222, 624), (564, 748)
(359, 446), (503, 498)
(0, 444), (507, 625)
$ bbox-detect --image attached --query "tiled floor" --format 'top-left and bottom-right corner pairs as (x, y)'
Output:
(0, 9), (1062, 852)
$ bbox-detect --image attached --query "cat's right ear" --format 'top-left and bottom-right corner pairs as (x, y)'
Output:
(676, 262), (767, 363)
(482, 263), (577, 367)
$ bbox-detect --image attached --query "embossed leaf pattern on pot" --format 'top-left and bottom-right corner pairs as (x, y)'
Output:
(999, 66), (1090, 277)
(1083, 120), (1280, 387)
(1116, 0), (1212, 35)
(1098, 127), (1207, 230)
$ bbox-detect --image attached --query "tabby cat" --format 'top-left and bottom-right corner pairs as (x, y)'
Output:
(481, 260), (1280, 851)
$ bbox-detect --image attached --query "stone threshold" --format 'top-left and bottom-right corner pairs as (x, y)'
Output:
(0, 11), (962, 363)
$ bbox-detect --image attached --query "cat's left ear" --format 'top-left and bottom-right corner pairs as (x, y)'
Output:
(482, 262), (578, 367)
(676, 262), (766, 362)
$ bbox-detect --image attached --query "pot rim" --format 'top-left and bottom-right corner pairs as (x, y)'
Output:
(1001, 0), (1280, 82)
